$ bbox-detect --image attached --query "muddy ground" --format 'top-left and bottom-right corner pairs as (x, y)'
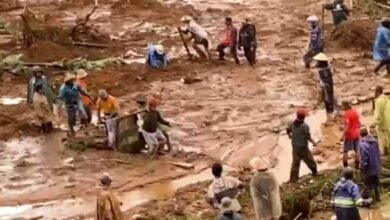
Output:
(0, 0), (390, 219)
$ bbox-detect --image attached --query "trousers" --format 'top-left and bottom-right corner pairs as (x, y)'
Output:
(217, 43), (240, 64)
(243, 46), (256, 66)
(290, 147), (318, 182)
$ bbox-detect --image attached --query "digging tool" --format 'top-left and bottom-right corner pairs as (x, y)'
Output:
(177, 27), (193, 60)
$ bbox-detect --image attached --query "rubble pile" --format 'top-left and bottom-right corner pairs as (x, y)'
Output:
(331, 20), (377, 50)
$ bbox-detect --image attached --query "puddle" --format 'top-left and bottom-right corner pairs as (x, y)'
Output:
(0, 97), (25, 105)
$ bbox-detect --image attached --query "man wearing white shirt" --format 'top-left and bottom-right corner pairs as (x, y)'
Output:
(180, 15), (212, 60)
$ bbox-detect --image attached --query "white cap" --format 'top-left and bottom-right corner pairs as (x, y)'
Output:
(155, 44), (165, 55)
(307, 15), (319, 22)
(181, 15), (193, 22)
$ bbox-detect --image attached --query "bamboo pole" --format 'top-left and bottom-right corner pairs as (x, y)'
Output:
(177, 27), (192, 60)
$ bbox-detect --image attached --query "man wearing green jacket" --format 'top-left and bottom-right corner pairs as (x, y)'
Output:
(373, 86), (390, 155)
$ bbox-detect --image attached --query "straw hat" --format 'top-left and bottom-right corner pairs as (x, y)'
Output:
(249, 157), (270, 170)
(155, 44), (165, 55)
(307, 15), (319, 22)
(180, 15), (193, 22)
(64, 73), (76, 82)
(76, 69), (88, 79)
(313, 53), (328, 61)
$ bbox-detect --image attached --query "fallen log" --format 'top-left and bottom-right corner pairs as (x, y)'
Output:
(73, 41), (110, 48)
(168, 161), (194, 169)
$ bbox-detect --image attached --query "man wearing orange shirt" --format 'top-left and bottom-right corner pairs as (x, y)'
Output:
(217, 17), (240, 64)
(97, 89), (119, 123)
(76, 69), (92, 124)
(341, 101), (361, 168)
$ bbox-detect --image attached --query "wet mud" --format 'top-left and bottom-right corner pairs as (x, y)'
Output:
(0, 0), (389, 218)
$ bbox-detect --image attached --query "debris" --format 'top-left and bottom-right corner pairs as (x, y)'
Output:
(15, 158), (35, 167)
(28, 215), (44, 220)
(331, 20), (376, 50)
(168, 161), (194, 169)
(132, 214), (147, 220)
(64, 183), (76, 189)
(71, 6), (98, 40)
(181, 74), (203, 84)
(63, 157), (75, 164)
(73, 41), (110, 48)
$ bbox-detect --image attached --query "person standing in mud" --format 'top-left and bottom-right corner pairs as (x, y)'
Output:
(332, 167), (372, 220)
(180, 16), (212, 60)
(249, 157), (282, 220)
(76, 69), (92, 124)
(207, 162), (244, 212)
(33, 84), (54, 133)
(372, 86), (390, 155)
(373, 18), (390, 75)
(58, 73), (94, 137)
(313, 53), (335, 122)
(140, 96), (170, 157)
(323, 0), (350, 27)
(217, 17), (240, 64)
(340, 101), (360, 169)
(287, 108), (318, 183)
(27, 66), (54, 111)
(96, 173), (124, 220)
(239, 18), (257, 66)
(303, 15), (323, 69)
(359, 127), (381, 202)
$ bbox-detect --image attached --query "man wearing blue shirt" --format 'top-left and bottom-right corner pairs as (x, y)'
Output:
(146, 44), (169, 69)
(59, 73), (94, 137)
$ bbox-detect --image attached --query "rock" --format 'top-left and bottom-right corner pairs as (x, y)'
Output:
(64, 183), (76, 189)
(15, 158), (35, 168)
(132, 214), (147, 220)
(9, 175), (22, 181)
(67, 176), (76, 183)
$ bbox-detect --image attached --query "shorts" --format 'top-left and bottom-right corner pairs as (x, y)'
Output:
(141, 128), (167, 149)
(194, 38), (209, 49)
(344, 139), (359, 152)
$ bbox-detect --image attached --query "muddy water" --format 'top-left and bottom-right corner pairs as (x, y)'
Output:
(0, 97), (25, 105)
(0, 102), (373, 219)
(0, 168), (212, 219)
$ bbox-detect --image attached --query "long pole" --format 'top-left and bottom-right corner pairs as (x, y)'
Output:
(177, 27), (193, 60)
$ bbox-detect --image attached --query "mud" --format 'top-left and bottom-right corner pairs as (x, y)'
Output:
(331, 19), (377, 51)
(0, 0), (389, 218)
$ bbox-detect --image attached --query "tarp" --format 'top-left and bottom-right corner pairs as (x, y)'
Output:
(115, 114), (145, 153)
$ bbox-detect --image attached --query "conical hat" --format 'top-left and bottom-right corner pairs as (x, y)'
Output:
(313, 53), (329, 61)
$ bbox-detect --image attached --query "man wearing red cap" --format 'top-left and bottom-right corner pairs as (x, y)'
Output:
(140, 97), (171, 157)
(287, 108), (318, 182)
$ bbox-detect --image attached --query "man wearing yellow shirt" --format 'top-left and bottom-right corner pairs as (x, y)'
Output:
(97, 89), (119, 123)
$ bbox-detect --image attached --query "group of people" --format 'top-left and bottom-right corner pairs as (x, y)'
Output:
(28, 66), (172, 156)
(145, 16), (258, 69)
(28, 67), (119, 136)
